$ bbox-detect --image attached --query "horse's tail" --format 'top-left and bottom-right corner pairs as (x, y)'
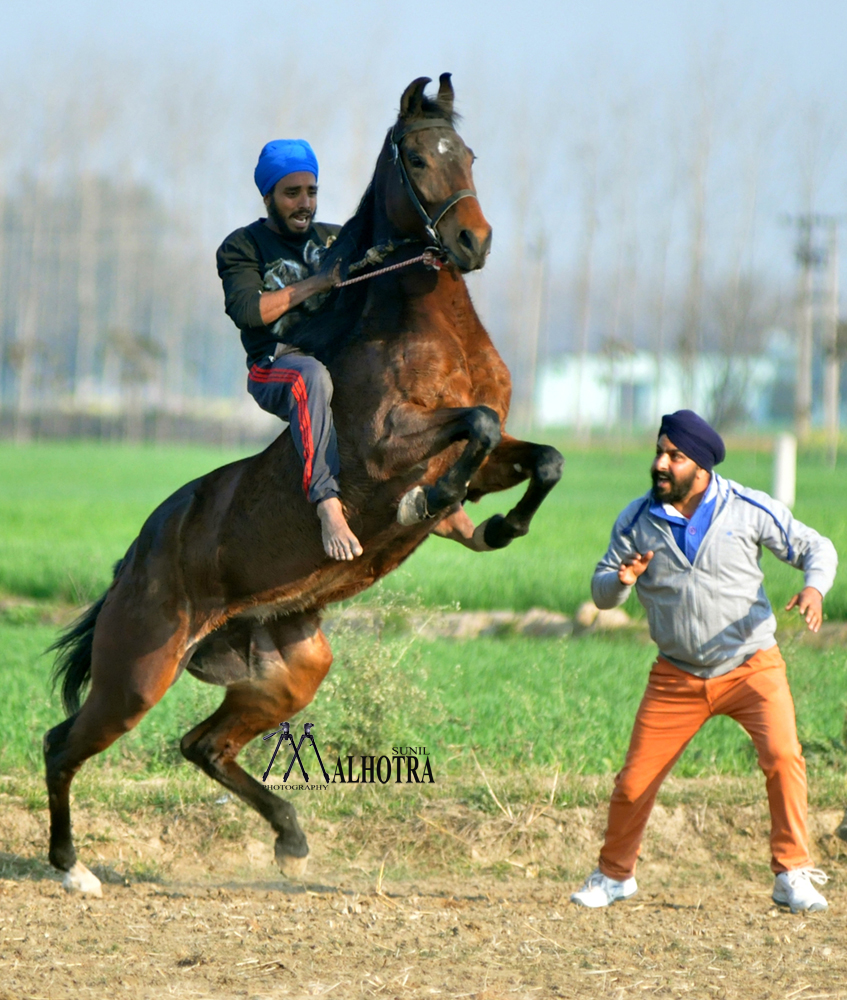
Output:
(49, 561), (121, 716)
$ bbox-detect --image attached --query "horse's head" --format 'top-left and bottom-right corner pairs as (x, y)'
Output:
(381, 74), (492, 272)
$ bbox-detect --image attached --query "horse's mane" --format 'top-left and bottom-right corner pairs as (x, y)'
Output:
(323, 177), (378, 281)
(285, 95), (460, 364)
(283, 177), (378, 364)
(412, 94), (460, 127)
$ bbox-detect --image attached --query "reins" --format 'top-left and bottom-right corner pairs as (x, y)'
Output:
(332, 116), (475, 290)
(335, 248), (442, 288)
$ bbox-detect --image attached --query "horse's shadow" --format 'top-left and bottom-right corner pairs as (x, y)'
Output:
(0, 851), (346, 896)
(0, 850), (58, 883)
(0, 851), (142, 888)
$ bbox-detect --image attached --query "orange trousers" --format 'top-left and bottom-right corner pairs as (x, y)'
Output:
(598, 645), (811, 880)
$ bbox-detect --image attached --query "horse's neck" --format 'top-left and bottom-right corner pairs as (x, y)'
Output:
(361, 254), (484, 337)
(360, 212), (496, 352)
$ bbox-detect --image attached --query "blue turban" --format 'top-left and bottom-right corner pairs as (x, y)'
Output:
(658, 410), (725, 472)
(254, 139), (319, 197)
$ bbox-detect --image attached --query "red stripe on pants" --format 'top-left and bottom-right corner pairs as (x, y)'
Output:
(248, 365), (315, 496)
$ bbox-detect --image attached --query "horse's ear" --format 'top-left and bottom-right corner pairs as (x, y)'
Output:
(436, 73), (454, 116)
(400, 77), (431, 120)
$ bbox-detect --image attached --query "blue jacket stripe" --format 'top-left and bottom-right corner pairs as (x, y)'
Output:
(731, 489), (794, 562)
(621, 497), (651, 537)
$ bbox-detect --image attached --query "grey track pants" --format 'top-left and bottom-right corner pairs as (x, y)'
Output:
(247, 352), (341, 504)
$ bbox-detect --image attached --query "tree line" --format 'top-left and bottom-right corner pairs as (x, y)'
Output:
(0, 48), (843, 439)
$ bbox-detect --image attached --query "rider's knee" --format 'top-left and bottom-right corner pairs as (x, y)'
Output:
(298, 357), (333, 402)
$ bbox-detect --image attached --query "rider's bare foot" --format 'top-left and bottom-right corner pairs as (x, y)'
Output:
(317, 497), (363, 561)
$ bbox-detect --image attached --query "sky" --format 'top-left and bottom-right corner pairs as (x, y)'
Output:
(2, 0), (846, 359)
(2, 0), (844, 100)
(4, 1), (845, 213)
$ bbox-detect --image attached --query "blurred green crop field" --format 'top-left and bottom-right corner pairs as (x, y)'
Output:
(2, 437), (845, 797)
(1, 438), (845, 618)
(2, 619), (845, 796)
(3, 620), (846, 785)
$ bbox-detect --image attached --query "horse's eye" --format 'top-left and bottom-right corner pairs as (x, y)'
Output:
(407, 153), (426, 169)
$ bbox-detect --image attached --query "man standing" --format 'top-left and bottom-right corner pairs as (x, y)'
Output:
(571, 410), (837, 912)
(217, 139), (363, 562)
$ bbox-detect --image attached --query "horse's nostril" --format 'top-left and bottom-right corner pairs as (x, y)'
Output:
(458, 229), (477, 252)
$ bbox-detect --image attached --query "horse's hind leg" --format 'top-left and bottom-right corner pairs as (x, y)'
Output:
(180, 612), (332, 878)
(44, 605), (188, 896)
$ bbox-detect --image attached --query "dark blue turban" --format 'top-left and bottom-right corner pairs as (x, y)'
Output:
(658, 410), (725, 472)
(254, 139), (319, 197)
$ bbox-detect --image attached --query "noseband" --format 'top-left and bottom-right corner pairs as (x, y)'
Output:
(389, 118), (478, 252)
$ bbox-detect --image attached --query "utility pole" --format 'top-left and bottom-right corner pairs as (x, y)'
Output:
(574, 154), (597, 439)
(823, 221), (840, 465)
(791, 217), (819, 443)
(783, 213), (842, 445)
(522, 234), (547, 435)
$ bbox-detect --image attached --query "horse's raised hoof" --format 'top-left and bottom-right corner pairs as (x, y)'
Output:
(397, 486), (430, 526)
(62, 861), (103, 897)
(274, 838), (309, 878)
(482, 513), (526, 549)
(837, 810), (847, 842)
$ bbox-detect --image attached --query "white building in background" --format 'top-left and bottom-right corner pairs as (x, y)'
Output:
(536, 340), (793, 430)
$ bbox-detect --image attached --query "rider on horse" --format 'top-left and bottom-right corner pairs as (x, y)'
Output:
(216, 139), (363, 562)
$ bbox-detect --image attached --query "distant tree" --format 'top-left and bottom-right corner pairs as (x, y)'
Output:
(705, 275), (785, 430)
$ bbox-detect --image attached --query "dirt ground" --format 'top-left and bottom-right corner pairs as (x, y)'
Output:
(1, 781), (846, 1000)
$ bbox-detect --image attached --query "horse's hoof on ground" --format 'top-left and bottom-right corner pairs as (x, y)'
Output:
(62, 862), (103, 897)
(276, 852), (309, 878)
(397, 486), (429, 526)
(274, 840), (309, 878)
(837, 811), (847, 842)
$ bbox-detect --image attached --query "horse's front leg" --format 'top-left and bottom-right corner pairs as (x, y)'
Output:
(465, 435), (564, 549)
(386, 405), (503, 525)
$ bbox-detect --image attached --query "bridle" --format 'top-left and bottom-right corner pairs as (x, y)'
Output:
(333, 116), (480, 289)
(389, 117), (478, 253)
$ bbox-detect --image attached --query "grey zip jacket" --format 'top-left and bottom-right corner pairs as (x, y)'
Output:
(592, 475), (838, 677)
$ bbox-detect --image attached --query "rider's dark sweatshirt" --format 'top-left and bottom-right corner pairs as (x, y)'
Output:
(216, 219), (340, 367)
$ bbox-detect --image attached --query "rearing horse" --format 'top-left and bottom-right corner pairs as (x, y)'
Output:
(46, 75), (563, 896)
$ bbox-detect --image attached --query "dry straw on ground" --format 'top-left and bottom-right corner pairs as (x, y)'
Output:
(1, 773), (845, 999)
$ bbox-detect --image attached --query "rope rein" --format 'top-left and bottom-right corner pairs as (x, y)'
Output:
(335, 248), (442, 288)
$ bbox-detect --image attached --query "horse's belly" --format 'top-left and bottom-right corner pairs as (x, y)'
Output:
(186, 619), (284, 686)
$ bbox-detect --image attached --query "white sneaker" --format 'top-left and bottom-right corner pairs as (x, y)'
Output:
(571, 868), (638, 908)
(772, 868), (829, 913)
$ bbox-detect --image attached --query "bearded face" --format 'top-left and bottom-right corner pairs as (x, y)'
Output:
(264, 171), (317, 238)
(650, 434), (703, 506)
(651, 463), (698, 504)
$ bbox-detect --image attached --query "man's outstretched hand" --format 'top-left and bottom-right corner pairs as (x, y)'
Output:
(785, 587), (823, 633)
(618, 551), (654, 586)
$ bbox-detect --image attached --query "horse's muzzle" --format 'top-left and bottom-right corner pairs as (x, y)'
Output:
(449, 226), (492, 272)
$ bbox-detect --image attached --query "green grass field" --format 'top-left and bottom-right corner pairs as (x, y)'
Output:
(1, 439), (845, 793)
(2, 439), (846, 617)
(2, 620), (845, 786)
